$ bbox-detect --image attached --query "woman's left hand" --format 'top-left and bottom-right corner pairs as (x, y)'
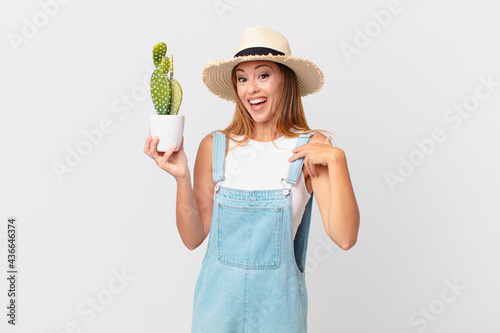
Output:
(287, 136), (343, 177)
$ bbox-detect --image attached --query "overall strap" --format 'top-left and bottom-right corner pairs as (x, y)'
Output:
(282, 131), (318, 191)
(212, 131), (227, 184)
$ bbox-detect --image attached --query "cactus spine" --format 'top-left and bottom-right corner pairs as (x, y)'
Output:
(150, 42), (183, 115)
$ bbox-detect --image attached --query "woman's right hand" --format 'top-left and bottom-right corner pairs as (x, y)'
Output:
(143, 134), (190, 182)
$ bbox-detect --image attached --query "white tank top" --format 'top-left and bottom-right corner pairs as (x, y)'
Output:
(220, 133), (312, 240)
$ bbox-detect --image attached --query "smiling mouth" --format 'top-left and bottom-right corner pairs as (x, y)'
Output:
(248, 98), (268, 112)
(249, 98), (267, 106)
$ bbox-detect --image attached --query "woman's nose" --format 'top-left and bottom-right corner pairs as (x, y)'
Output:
(247, 79), (259, 93)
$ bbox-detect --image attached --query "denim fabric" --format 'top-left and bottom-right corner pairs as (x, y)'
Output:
(191, 130), (316, 333)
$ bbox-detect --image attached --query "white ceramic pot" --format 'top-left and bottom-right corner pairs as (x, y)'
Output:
(149, 114), (185, 152)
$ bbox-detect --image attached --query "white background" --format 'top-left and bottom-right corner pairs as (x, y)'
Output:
(1, 0), (499, 332)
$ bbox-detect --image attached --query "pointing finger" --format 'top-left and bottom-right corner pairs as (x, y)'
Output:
(309, 159), (317, 177)
(288, 150), (303, 162)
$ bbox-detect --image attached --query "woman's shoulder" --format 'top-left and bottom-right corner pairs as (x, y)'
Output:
(309, 131), (327, 142)
(289, 128), (326, 140)
(199, 133), (214, 151)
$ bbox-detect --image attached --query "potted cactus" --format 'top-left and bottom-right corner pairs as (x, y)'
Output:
(149, 42), (184, 152)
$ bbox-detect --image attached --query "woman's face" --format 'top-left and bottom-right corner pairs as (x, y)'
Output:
(234, 60), (283, 124)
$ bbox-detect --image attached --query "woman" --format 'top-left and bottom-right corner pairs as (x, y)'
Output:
(144, 27), (360, 332)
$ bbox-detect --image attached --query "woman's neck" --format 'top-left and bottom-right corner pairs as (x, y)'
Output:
(250, 128), (282, 142)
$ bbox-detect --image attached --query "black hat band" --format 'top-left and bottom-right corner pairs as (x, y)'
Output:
(234, 47), (285, 58)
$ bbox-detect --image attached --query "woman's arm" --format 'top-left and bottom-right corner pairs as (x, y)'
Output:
(144, 133), (214, 250)
(289, 132), (360, 250)
(176, 134), (215, 250)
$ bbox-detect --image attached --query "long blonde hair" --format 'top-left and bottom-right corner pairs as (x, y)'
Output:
(217, 61), (336, 154)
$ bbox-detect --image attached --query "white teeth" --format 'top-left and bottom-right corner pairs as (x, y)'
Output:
(249, 98), (267, 105)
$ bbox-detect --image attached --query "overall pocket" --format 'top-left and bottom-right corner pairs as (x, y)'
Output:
(217, 202), (283, 269)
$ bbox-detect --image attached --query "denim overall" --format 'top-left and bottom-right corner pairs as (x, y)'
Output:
(191, 130), (317, 333)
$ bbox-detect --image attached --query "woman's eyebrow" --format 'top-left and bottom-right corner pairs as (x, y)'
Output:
(235, 64), (272, 72)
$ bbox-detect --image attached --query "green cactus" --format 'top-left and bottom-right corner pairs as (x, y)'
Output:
(150, 42), (183, 115)
(170, 79), (183, 115)
(169, 54), (174, 80)
(151, 69), (171, 115)
(159, 56), (170, 75)
(153, 42), (167, 68)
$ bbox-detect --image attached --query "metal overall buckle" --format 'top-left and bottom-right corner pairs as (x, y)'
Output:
(214, 180), (223, 193)
(281, 177), (293, 196)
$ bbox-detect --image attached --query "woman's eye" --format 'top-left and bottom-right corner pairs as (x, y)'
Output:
(259, 73), (270, 79)
(237, 77), (247, 83)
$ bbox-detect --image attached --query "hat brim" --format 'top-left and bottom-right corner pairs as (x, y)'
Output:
(201, 54), (324, 102)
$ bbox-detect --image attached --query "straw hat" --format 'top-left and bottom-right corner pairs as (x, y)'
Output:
(201, 27), (324, 102)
